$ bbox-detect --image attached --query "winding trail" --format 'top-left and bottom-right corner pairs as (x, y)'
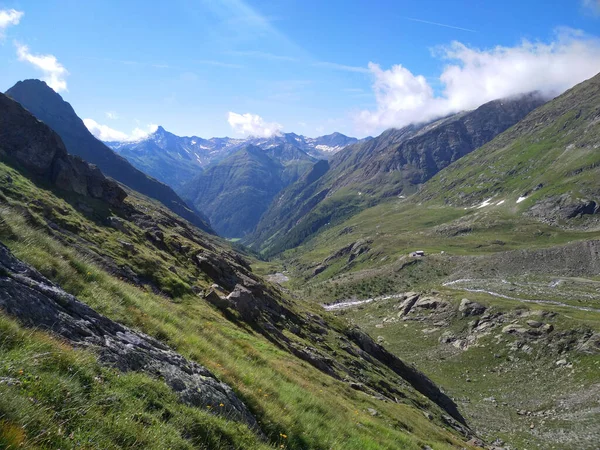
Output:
(322, 293), (406, 311)
(442, 280), (600, 313)
(324, 283), (600, 314)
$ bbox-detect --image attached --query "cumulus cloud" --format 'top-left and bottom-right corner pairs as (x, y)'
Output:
(15, 43), (69, 92)
(227, 112), (283, 138)
(358, 28), (600, 133)
(0, 9), (23, 37)
(84, 119), (158, 142)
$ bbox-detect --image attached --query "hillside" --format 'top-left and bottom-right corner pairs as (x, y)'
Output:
(264, 72), (600, 449)
(5, 80), (213, 233)
(181, 144), (315, 237)
(245, 93), (546, 255)
(0, 89), (477, 449)
(418, 73), (600, 224)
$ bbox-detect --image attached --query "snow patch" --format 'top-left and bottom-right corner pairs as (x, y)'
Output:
(477, 198), (493, 208)
(496, 200), (505, 205)
(517, 196), (528, 203)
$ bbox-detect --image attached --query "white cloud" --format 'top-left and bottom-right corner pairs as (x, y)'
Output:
(227, 112), (283, 138)
(358, 28), (600, 133)
(582, 0), (600, 15)
(15, 43), (69, 92)
(0, 9), (23, 37)
(84, 118), (158, 142)
(105, 111), (119, 120)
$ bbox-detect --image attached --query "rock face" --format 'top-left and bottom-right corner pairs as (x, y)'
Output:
(459, 299), (487, 317)
(526, 194), (599, 222)
(0, 243), (259, 428)
(246, 93), (546, 254)
(0, 92), (126, 206)
(346, 328), (466, 426)
(5, 80), (213, 233)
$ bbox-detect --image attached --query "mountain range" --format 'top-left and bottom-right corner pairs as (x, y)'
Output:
(180, 143), (316, 237)
(107, 127), (361, 190)
(243, 92), (547, 254)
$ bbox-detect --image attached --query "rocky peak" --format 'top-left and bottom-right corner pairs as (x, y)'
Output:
(0, 92), (126, 206)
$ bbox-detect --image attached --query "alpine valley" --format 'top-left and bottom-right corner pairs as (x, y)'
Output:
(1, 44), (600, 450)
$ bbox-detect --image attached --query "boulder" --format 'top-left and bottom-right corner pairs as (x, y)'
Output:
(204, 288), (231, 310)
(414, 297), (449, 310)
(226, 284), (260, 322)
(458, 298), (487, 317)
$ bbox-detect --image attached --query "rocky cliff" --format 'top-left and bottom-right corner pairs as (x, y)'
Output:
(0, 92), (125, 206)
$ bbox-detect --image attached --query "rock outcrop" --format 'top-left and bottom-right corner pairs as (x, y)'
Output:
(0, 92), (126, 206)
(0, 243), (259, 429)
(346, 327), (467, 426)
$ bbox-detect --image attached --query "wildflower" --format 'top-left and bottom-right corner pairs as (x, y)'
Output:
(219, 403), (224, 407)
(18, 369), (23, 375)
(282, 434), (287, 439)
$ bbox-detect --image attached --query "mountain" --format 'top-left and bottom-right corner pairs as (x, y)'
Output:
(266, 71), (600, 450)
(107, 127), (247, 189)
(244, 92), (547, 254)
(419, 73), (600, 223)
(0, 92), (126, 206)
(181, 144), (315, 237)
(0, 90), (475, 448)
(107, 129), (359, 189)
(5, 79), (213, 233)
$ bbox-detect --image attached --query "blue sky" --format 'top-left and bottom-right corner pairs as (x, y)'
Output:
(1, 0), (600, 140)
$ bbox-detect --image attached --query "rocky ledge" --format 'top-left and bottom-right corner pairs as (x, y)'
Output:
(0, 243), (259, 429)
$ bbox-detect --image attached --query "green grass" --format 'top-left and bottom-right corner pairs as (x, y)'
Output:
(0, 312), (268, 450)
(0, 161), (471, 449)
(337, 290), (600, 450)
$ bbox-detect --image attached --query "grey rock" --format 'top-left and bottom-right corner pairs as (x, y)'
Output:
(459, 298), (487, 316)
(346, 327), (466, 425)
(107, 216), (127, 232)
(527, 193), (599, 222)
(541, 323), (554, 333)
(398, 293), (420, 316)
(0, 243), (258, 429)
(502, 324), (529, 335)
(414, 297), (449, 310)
(204, 288), (231, 310)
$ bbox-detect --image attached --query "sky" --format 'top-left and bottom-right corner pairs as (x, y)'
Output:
(1, 0), (600, 140)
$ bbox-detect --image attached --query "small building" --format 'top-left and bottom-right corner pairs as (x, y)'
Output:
(410, 250), (425, 257)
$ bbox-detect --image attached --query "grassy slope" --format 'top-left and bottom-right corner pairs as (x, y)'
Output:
(0, 161), (470, 450)
(263, 74), (600, 449)
(419, 73), (600, 209)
